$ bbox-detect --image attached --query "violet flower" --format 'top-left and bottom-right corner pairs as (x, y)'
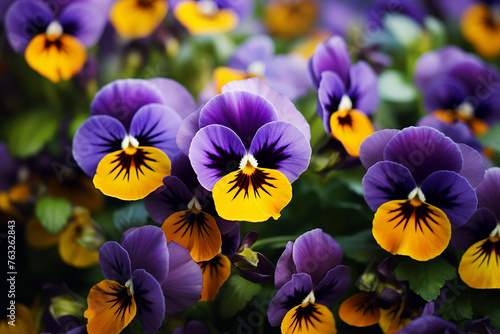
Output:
(173, 321), (209, 334)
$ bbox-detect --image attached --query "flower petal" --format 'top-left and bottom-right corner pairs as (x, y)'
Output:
(330, 109), (375, 157)
(476, 167), (500, 219)
(93, 146), (171, 201)
(110, 0), (168, 38)
(338, 292), (380, 327)
(131, 269), (165, 334)
(148, 78), (197, 119)
(25, 34), (87, 83)
(199, 253), (231, 301)
(292, 229), (343, 287)
(275, 241), (297, 290)
(5, 0), (53, 52)
(129, 103), (182, 157)
(220, 223), (240, 258)
(314, 265), (350, 306)
(222, 78), (311, 140)
(397, 315), (462, 334)
(145, 176), (192, 224)
(423, 77), (467, 112)
(265, 55), (311, 101)
(359, 129), (400, 169)
(173, 321), (209, 334)
(212, 166), (292, 222)
(362, 161), (416, 212)
(281, 302), (336, 334)
(268, 273), (313, 327)
(318, 71), (346, 134)
(98, 241), (132, 283)
(249, 121), (311, 183)
(420, 170), (477, 228)
(58, 216), (100, 268)
(309, 36), (351, 88)
(174, 1), (238, 35)
(121, 226), (169, 284)
(176, 107), (201, 156)
(459, 237), (500, 289)
(59, 2), (107, 47)
(227, 35), (274, 70)
(372, 199), (451, 261)
(72, 115), (127, 177)
(91, 79), (164, 130)
(189, 124), (246, 190)
(162, 241), (203, 314)
(451, 208), (497, 250)
(199, 91), (279, 146)
(84, 280), (137, 334)
(213, 67), (251, 95)
(347, 62), (379, 116)
(383, 126), (463, 184)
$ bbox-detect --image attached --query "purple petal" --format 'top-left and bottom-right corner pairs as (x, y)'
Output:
(309, 36), (351, 89)
(129, 103), (182, 157)
(98, 241), (132, 283)
(264, 55), (311, 101)
(314, 265), (350, 306)
(147, 78), (197, 120)
(275, 241), (296, 290)
(347, 61), (379, 116)
(144, 176), (193, 224)
(121, 226), (169, 284)
(171, 152), (199, 192)
(318, 71), (346, 134)
(292, 228), (343, 287)
(239, 230), (259, 251)
(422, 301), (435, 316)
(359, 129), (400, 169)
(476, 167), (500, 219)
(447, 60), (498, 97)
(188, 124), (246, 191)
(59, 2), (106, 47)
(91, 79), (164, 130)
(221, 223), (240, 258)
(396, 316), (462, 334)
(227, 35), (274, 70)
(120, 227), (140, 244)
(451, 208), (497, 250)
(362, 161), (416, 211)
(173, 321), (209, 334)
(214, 216), (236, 235)
(383, 126), (463, 185)
(199, 91), (278, 146)
(4, 0), (53, 53)
(423, 77), (467, 112)
(457, 144), (485, 188)
(132, 269), (165, 334)
(162, 241), (203, 315)
(420, 171), (477, 228)
(366, 0), (426, 27)
(268, 273), (313, 327)
(176, 107), (201, 156)
(66, 325), (87, 334)
(222, 78), (311, 140)
(249, 121), (311, 183)
(72, 115), (126, 176)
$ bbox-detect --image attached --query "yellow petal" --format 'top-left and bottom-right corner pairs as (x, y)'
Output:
(461, 3), (500, 59)
(379, 297), (405, 334)
(338, 292), (380, 327)
(0, 303), (36, 334)
(212, 165), (292, 222)
(46, 175), (105, 212)
(93, 146), (171, 201)
(25, 218), (61, 249)
(281, 302), (336, 334)
(213, 66), (251, 94)
(199, 253), (231, 301)
(459, 236), (500, 289)
(264, 0), (318, 38)
(174, 1), (238, 35)
(25, 34), (86, 83)
(85, 280), (137, 334)
(110, 0), (168, 38)
(330, 109), (375, 157)
(372, 199), (451, 261)
(162, 209), (221, 262)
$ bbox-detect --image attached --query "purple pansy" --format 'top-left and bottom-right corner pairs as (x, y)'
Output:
(268, 229), (350, 332)
(360, 126), (480, 261)
(173, 321), (209, 334)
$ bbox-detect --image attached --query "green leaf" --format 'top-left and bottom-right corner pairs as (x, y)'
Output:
(7, 108), (59, 158)
(378, 70), (417, 103)
(113, 201), (150, 231)
(395, 257), (456, 301)
(219, 275), (262, 318)
(478, 123), (500, 153)
(486, 307), (500, 328)
(35, 197), (72, 234)
(336, 230), (386, 263)
(436, 290), (473, 322)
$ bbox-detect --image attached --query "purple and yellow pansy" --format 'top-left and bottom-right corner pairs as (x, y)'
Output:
(360, 126), (480, 261)
(309, 36), (379, 157)
(179, 78), (311, 222)
(110, 0), (169, 39)
(4, 0), (108, 82)
(73, 78), (196, 201)
(461, 0), (500, 58)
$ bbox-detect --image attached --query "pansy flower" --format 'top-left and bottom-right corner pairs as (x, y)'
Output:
(0, 303), (36, 334)
(461, 0), (500, 58)
(264, 0), (318, 38)
(415, 46), (500, 135)
(232, 230), (275, 283)
(84, 226), (203, 334)
(198, 223), (240, 301)
(360, 126), (480, 261)
(178, 78), (311, 222)
(145, 153), (235, 262)
(309, 36), (378, 157)
(268, 229), (350, 334)
(110, 0), (169, 39)
(171, 0), (252, 35)
(73, 78), (196, 200)
(173, 320), (209, 334)
(452, 167), (500, 289)
(4, 0), (107, 83)
(205, 34), (310, 101)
